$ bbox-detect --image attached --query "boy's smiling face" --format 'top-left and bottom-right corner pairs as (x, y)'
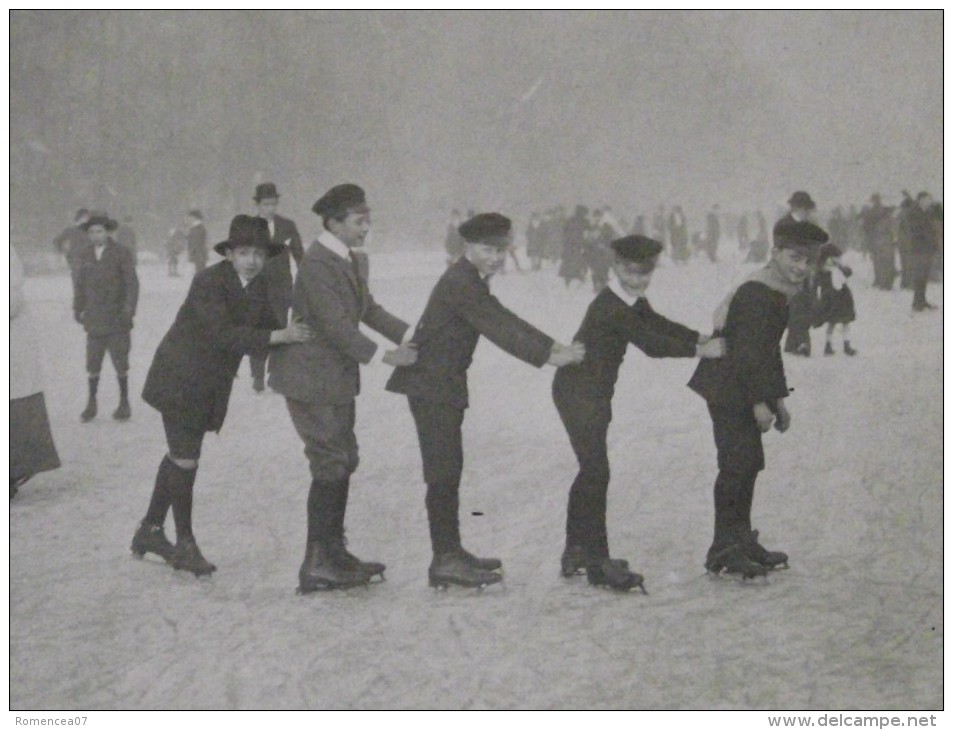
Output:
(226, 245), (267, 280)
(772, 246), (815, 285)
(612, 256), (655, 297)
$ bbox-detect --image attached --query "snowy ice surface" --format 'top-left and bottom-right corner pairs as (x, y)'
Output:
(9, 246), (942, 710)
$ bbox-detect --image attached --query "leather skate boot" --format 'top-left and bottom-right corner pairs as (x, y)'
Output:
(824, 341), (835, 356)
(457, 545), (502, 572)
(327, 537), (386, 581)
(705, 543), (768, 579)
(80, 396), (98, 423)
(113, 398), (131, 421)
(587, 557), (645, 593)
(298, 541), (368, 593)
(561, 545), (629, 577)
(130, 521), (175, 563)
(843, 342), (857, 356)
(172, 536), (217, 576)
(428, 551), (503, 589)
(742, 529), (788, 569)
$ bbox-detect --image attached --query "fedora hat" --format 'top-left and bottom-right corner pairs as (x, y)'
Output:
(213, 215), (284, 257)
(81, 210), (118, 231)
(254, 182), (280, 201)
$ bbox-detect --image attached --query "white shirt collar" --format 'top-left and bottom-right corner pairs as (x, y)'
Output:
(607, 277), (641, 307)
(317, 229), (351, 261)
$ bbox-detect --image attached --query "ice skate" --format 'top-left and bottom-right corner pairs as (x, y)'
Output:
(843, 342), (857, 356)
(172, 536), (217, 577)
(297, 542), (368, 593)
(457, 545), (502, 572)
(742, 529), (788, 569)
(586, 557), (646, 593)
(428, 551), (503, 589)
(328, 537), (386, 581)
(705, 543), (768, 580)
(80, 396), (98, 423)
(130, 521), (174, 563)
(824, 341), (835, 356)
(113, 399), (131, 421)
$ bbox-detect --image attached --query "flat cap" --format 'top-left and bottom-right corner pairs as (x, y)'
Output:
(773, 219), (829, 251)
(312, 184), (368, 219)
(458, 212), (512, 245)
(610, 235), (663, 262)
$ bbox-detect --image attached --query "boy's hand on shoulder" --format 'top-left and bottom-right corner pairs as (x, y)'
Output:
(548, 341), (585, 367)
(382, 342), (418, 367)
(774, 401), (791, 433)
(752, 402), (775, 433)
(696, 337), (725, 358)
(271, 321), (314, 345)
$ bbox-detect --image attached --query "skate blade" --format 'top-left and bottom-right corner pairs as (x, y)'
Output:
(429, 576), (504, 591)
(130, 549), (175, 565)
(296, 579), (370, 595)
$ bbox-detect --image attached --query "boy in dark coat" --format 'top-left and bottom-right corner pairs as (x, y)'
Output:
(688, 219), (827, 578)
(72, 211), (139, 423)
(553, 235), (725, 591)
(133, 215), (312, 576)
(386, 212), (585, 588)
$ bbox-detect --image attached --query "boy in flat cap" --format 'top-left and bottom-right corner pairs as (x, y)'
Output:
(386, 212), (585, 589)
(688, 219), (828, 578)
(248, 182), (304, 392)
(73, 211), (139, 423)
(134, 215), (312, 576)
(269, 184), (418, 593)
(553, 235), (725, 592)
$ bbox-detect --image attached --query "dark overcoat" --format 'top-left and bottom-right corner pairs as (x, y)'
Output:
(688, 280), (789, 411)
(386, 256), (554, 410)
(142, 260), (281, 432)
(73, 240), (139, 335)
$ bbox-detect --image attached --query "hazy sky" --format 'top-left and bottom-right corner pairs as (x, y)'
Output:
(10, 10), (943, 246)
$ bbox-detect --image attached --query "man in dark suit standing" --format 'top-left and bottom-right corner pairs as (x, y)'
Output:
(186, 209), (208, 275)
(248, 182), (305, 392)
(689, 218), (827, 578)
(269, 184), (417, 593)
(386, 212), (585, 589)
(73, 211), (139, 423)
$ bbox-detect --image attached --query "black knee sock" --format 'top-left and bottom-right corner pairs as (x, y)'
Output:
(736, 471), (758, 535)
(167, 462), (198, 541)
(305, 480), (339, 547)
(88, 376), (100, 399)
(712, 470), (745, 549)
(118, 375), (129, 403)
(143, 456), (175, 527)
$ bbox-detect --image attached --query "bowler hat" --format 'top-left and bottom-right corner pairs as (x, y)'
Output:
(458, 212), (512, 246)
(254, 182), (280, 201)
(787, 191), (816, 210)
(773, 219), (828, 253)
(312, 184), (368, 220)
(610, 235), (663, 263)
(81, 211), (118, 231)
(213, 215), (284, 257)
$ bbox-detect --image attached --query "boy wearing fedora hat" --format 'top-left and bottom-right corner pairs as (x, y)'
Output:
(553, 235), (724, 592)
(386, 212), (585, 589)
(248, 182), (304, 392)
(689, 219), (828, 578)
(73, 211), (139, 423)
(269, 184), (418, 593)
(134, 215), (313, 576)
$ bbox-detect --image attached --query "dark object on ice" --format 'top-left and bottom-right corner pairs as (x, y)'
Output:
(844, 342), (858, 356)
(80, 395), (98, 422)
(787, 191), (816, 210)
(113, 398), (131, 421)
(824, 341), (835, 356)
(428, 551), (503, 589)
(586, 557), (646, 593)
(130, 521), (175, 562)
(705, 543), (768, 579)
(741, 529), (788, 569)
(172, 536), (217, 576)
(609, 234), (662, 264)
(298, 541), (369, 593)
